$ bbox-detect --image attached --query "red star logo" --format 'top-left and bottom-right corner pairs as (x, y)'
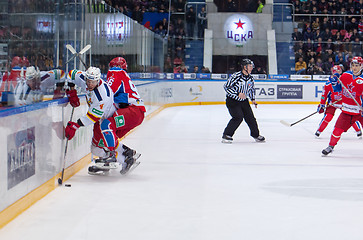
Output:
(347, 83), (354, 91)
(234, 19), (245, 29)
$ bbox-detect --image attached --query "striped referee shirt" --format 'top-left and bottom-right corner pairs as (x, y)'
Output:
(224, 71), (256, 101)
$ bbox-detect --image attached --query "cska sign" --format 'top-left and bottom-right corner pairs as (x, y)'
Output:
(224, 14), (254, 46)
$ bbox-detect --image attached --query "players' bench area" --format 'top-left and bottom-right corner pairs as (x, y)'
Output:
(0, 79), (325, 228)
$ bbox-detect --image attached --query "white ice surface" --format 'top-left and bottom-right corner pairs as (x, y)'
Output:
(1, 104), (363, 240)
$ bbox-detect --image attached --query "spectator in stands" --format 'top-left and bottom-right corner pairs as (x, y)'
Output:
(226, 0), (237, 12)
(155, 18), (168, 31)
(186, 6), (196, 39)
(320, 18), (331, 31)
(201, 66), (210, 73)
(346, 18), (358, 32)
(335, 53), (346, 66)
(313, 64), (325, 75)
(303, 38), (314, 52)
(312, 17), (320, 31)
(322, 57), (335, 74)
(155, 25), (166, 37)
(324, 38), (335, 52)
(343, 30), (353, 42)
(313, 29), (322, 41)
(179, 62), (188, 73)
(197, 7), (207, 39)
(351, 37), (361, 56)
(291, 27), (303, 41)
(295, 57), (307, 74)
(314, 37), (323, 55)
(351, 29), (360, 42)
(321, 28), (332, 42)
(174, 0), (185, 12)
(132, 5), (143, 24)
(322, 49), (336, 62)
(174, 34), (185, 58)
(359, 18), (363, 33)
(305, 49), (317, 64)
(174, 18), (184, 32)
(295, 48), (304, 62)
(164, 56), (173, 73)
(193, 65), (199, 73)
(309, 0), (318, 12)
(318, 0), (328, 13)
(303, 27), (314, 41)
(306, 57), (315, 75)
(256, 0), (264, 13)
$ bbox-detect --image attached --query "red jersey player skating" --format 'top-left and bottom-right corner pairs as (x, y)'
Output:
(315, 65), (362, 138)
(322, 57), (363, 155)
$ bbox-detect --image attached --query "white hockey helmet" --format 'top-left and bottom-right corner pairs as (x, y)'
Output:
(85, 66), (101, 83)
(26, 66), (40, 81)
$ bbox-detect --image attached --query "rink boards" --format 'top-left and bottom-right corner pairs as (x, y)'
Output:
(0, 80), (325, 228)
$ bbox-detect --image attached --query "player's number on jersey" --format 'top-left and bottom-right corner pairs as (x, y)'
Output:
(129, 80), (141, 99)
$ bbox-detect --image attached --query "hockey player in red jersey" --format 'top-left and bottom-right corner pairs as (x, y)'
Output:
(316, 65), (362, 138)
(106, 57), (146, 139)
(0, 56), (28, 106)
(322, 56), (363, 155)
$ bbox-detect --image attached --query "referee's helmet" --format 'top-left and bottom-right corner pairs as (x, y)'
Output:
(241, 59), (254, 69)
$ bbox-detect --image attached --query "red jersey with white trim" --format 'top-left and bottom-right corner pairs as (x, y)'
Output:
(67, 69), (116, 126)
(339, 71), (363, 115)
(106, 67), (146, 112)
(1, 67), (24, 92)
(320, 81), (342, 108)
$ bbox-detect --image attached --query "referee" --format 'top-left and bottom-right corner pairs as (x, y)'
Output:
(222, 59), (265, 143)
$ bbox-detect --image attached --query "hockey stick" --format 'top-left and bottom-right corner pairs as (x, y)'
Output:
(58, 107), (75, 185)
(65, 44), (91, 68)
(280, 99), (341, 127)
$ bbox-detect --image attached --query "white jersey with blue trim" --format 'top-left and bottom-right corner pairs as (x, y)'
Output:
(14, 80), (43, 106)
(39, 69), (66, 92)
(67, 69), (116, 126)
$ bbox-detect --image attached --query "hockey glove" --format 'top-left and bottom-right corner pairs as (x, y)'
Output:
(317, 104), (325, 114)
(328, 73), (340, 85)
(53, 89), (64, 99)
(66, 89), (80, 108)
(65, 121), (80, 140)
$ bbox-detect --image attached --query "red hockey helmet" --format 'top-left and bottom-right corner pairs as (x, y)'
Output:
(11, 56), (22, 68)
(21, 57), (29, 67)
(331, 65), (342, 74)
(109, 57), (127, 70)
(351, 56), (363, 65)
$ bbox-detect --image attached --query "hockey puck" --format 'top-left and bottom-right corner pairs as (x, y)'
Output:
(65, 184), (72, 187)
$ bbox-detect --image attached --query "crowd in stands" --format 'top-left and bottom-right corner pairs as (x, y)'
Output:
(103, 0), (209, 73)
(291, 0), (363, 75)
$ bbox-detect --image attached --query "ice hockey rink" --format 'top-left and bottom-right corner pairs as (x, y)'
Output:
(1, 104), (363, 240)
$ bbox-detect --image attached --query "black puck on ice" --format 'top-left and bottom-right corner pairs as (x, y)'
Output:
(65, 184), (72, 187)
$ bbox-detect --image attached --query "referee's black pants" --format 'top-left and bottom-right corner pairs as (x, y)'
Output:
(223, 96), (260, 138)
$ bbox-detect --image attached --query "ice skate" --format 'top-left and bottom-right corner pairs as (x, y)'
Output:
(122, 145), (141, 161)
(89, 151), (118, 175)
(322, 145), (334, 156)
(221, 134), (233, 143)
(120, 145), (141, 175)
(315, 131), (321, 138)
(357, 131), (362, 139)
(88, 165), (111, 175)
(254, 135), (265, 142)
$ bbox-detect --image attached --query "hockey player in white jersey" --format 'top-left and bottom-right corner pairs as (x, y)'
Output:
(64, 66), (139, 175)
(13, 66), (43, 106)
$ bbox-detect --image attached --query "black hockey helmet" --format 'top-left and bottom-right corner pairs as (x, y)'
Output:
(241, 59), (254, 68)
